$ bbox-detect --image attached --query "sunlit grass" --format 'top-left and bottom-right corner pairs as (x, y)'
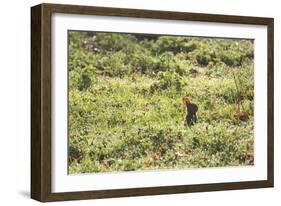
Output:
(68, 32), (254, 174)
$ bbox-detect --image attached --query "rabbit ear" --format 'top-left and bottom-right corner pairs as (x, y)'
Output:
(182, 97), (190, 105)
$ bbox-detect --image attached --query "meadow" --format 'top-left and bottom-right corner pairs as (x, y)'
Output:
(68, 31), (254, 174)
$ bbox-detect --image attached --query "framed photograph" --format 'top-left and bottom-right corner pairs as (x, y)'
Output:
(31, 3), (274, 202)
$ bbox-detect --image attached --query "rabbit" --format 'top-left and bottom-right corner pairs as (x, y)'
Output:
(183, 97), (198, 126)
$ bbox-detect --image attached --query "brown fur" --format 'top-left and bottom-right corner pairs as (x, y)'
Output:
(183, 97), (198, 126)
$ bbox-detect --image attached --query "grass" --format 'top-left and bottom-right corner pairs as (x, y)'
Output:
(68, 31), (254, 174)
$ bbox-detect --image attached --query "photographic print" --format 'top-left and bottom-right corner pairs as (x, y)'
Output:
(31, 4), (273, 201)
(68, 31), (254, 174)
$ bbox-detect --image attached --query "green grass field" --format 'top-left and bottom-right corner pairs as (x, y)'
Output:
(68, 31), (254, 174)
